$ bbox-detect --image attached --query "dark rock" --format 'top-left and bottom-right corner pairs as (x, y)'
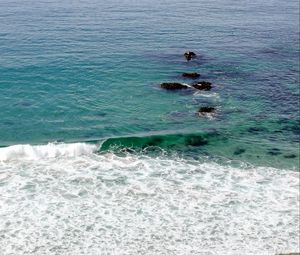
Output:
(284, 154), (297, 159)
(146, 137), (163, 147)
(247, 127), (267, 133)
(184, 51), (197, 61)
(198, 107), (216, 116)
(274, 130), (283, 133)
(185, 135), (208, 146)
(160, 82), (188, 90)
(192, 81), (212, 91)
(267, 148), (282, 156)
(182, 72), (200, 79)
(234, 148), (246, 155)
(96, 112), (107, 117)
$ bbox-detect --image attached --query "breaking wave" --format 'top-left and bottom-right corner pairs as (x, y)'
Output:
(0, 142), (98, 161)
(0, 141), (299, 254)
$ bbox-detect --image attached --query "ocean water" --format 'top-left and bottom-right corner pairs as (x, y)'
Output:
(0, 0), (299, 254)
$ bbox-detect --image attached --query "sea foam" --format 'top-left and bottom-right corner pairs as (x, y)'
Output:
(0, 142), (98, 161)
(0, 144), (299, 255)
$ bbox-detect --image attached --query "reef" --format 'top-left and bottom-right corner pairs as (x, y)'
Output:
(160, 83), (189, 90)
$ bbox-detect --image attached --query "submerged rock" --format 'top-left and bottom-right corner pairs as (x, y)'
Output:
(267, 148), (282, 156)
(182, 72), (200, 78)
(192, 81), (212, 90)
(233, 148), (246, 155)
(160, 82), (188, 90)
(284, 154), (297, 159)
(184, 51), (197, 61)
(185, 135), (208, 146)
(198, 107), (216, 116)
(247, 127), (267, 133)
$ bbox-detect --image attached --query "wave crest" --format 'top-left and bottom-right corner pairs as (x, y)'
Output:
(0, 143), (98, 161)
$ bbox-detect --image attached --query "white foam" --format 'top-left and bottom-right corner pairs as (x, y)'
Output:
(0, 150), (299, 255)
(182, 83), (192, 88)
(193, 91), (220, 99)
(0, 142), (98, 161)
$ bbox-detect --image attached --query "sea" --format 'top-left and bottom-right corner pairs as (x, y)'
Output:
(0, 0), (299, 254)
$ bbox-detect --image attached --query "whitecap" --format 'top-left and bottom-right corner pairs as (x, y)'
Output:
(0, 142), (98, 161)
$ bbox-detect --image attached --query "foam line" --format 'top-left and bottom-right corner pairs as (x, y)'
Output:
(0, 142), (98, 161)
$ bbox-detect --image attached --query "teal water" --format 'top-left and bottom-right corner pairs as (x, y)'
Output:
(0, 0), (299, 168)
(0, 1), (299, 254)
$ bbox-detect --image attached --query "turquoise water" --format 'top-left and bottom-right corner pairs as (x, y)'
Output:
(0, 1), (299, 254)
(0, 0), (299, 168)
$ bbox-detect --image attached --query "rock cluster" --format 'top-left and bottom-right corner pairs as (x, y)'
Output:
(160, 51), (216, 117)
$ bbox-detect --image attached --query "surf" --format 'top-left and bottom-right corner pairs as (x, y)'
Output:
(0, 146), (299, 254)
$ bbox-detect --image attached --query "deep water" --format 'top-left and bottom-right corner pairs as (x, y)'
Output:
(0, 0), (299, 254)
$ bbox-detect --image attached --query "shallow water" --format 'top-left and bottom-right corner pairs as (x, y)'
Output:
(0, 0), (299, 254)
